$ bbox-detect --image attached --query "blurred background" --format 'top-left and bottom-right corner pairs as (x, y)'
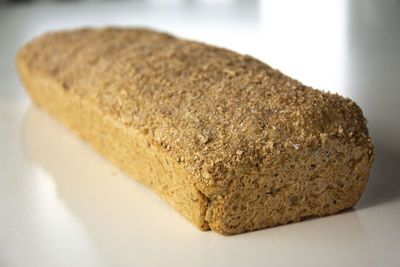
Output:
(0, 1), (399, 267)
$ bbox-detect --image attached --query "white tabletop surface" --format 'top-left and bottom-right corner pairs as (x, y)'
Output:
(1, 1), (400, 266)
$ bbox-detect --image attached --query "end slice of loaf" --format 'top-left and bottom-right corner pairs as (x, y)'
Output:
(17, 28), (374, 235)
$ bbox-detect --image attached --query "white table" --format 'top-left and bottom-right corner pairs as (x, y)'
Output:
(1, 1), (399, 266)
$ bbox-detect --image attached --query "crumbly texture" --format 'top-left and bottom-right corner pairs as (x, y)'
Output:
(17, 27), (374, 235)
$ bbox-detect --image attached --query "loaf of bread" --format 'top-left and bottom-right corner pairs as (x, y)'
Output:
(17, 28), (374, 235)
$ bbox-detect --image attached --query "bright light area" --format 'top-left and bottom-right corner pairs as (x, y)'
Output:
(259, 0), (347, 95)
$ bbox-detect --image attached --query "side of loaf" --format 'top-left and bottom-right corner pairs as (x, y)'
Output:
(17, 28), (374, 235)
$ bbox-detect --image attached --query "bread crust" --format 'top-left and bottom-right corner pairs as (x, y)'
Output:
(17, 28), (374, 234)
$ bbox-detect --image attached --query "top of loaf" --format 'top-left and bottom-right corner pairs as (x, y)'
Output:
(18, 27), (372, 194)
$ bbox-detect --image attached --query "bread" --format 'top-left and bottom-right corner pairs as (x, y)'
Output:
(16, 28), (374, 235)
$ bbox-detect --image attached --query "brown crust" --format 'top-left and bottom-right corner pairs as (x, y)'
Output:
(17, 27), (374, 234)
